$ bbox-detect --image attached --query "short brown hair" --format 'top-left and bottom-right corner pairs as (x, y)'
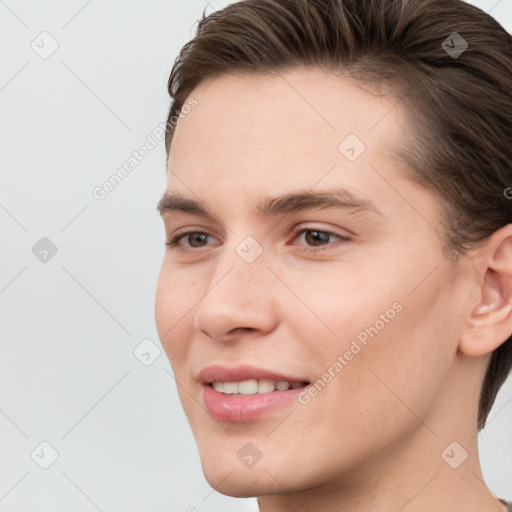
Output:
(164, 0), (512, 430)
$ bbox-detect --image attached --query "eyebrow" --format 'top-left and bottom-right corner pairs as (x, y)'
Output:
(157, 187), (384, 219)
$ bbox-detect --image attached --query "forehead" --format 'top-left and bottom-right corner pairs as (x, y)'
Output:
(167, 68), (408, 202)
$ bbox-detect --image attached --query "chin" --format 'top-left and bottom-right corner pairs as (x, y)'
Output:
(200, 460), (285, 498)
(197, 441), (317, 499)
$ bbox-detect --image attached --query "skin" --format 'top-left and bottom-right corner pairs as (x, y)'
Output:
(155, 68), (512, 512)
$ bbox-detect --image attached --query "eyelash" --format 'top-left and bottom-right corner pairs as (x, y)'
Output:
(165, 228), (352, 254)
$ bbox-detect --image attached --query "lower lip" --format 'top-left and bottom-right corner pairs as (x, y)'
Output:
(202, 384), (306, 422)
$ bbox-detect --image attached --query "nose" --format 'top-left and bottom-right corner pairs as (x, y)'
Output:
(192, 246), (279, 342)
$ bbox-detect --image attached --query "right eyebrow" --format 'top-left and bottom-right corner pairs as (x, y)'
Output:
(157, 192), (210, 218)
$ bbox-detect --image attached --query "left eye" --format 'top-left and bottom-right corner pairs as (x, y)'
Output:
(292, 229), (347, 248)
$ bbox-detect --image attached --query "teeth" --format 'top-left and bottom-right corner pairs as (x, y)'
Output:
(211, 379), (306, 395)
(212, 381), (224, 392)
(222, 382), (238, 394)
(238, 379), (258, 395)
(275, 381), (290, 391)
(258, 379), (275, 394)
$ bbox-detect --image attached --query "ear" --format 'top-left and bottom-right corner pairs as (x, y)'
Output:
(459, 224), (512, 357)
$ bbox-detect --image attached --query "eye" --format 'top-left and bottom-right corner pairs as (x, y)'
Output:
(291, 228), (350, 251)
(165, 227), (351, 253)
(166, 231), (219, 250)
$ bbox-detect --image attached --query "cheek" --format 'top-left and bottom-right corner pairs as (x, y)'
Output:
(277, 261), (404, 353)
(284, 257), (458, 415)
(155, 263), (201, 366)
(326, 272), (458, 434)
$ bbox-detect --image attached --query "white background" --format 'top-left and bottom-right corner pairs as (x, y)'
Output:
(1, 1), (511, 510)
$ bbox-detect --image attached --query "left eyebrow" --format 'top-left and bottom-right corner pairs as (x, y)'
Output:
(157, 187), (384, 219)
(257, 187), (384, 217)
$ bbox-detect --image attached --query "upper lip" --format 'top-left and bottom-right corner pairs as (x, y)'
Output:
(198, 364), (309, 384)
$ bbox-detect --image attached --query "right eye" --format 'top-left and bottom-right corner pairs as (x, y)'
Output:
(166, 231), (220, 250)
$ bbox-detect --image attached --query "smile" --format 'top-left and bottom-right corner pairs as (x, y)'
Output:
(210, 379), (307, 395)
(198, 365), (311, 422)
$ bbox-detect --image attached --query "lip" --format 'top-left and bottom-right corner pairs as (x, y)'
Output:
(198, 364), (310, 423)
(197, 364), (309, 384)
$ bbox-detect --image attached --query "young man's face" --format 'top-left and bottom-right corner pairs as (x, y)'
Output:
(155, 69), (480, 497)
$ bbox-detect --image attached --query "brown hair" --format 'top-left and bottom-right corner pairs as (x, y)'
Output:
(164, 0), (512, 430)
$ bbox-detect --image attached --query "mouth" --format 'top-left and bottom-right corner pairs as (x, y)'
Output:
(206, 379), (309, 395)
(198, 365), (311, 422)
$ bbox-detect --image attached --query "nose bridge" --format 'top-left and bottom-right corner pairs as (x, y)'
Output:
(192, 236), (277, 339)
(210, 233), (270, 294)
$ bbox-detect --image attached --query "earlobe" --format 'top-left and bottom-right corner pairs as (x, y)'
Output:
(459, 225), (512, 357)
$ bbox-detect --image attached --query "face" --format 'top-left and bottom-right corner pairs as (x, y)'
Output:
(155, 68), (476, 497)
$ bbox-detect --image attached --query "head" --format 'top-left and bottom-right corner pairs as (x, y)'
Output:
(155, 0), (512, 499)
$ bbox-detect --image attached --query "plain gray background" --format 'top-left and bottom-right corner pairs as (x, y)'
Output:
(1, 1), (511, 510)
